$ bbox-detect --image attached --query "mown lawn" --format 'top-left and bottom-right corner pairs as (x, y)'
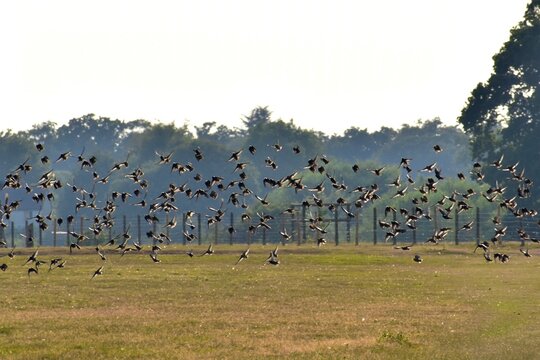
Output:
(0, 243), (538, 359)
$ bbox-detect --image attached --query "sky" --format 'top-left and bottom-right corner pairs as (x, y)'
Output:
(0, 0), (531, 135)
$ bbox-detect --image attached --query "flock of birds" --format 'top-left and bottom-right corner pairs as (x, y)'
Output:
(0, 140), (537, 279)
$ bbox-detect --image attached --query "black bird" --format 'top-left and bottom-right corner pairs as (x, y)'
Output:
(459, 221), (474, 231)
(48, 258), (63, 271)
(520, 248), (532, 257)
(399, 158), (412, 168)
(96, 247), (107, 261)
(149, 253), (161, 263)
(394, 245), (413, 251)
(0, 263), (7, 271)
(27, 267), (39, 276)
(91, 266), (104, 279)
(474, 241), (490, 253)
(235, 248), (250, 265)
(266, 256), (280, 266)
(491, 154), (504, 168)
(193, 147), (204, 161)
(413, 254), (423, 263)
(55, 151), (72, 162)
(183, 231), (197, 243)
(494, 253), (510, 263)
(199, 244), (214, 256)
(265, 249), (280, 265)
(23, 248), (39, 265)
(280, 228), (292, 241)
(228, 149), (243, 161)
(156, 151), (173, 164)
(369, 167), (385, 176)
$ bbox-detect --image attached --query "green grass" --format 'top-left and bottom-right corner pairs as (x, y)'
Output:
(0, 243), (539, 359)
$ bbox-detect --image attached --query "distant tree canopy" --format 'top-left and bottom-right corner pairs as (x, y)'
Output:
(0, 109), (471, 219)
(327, 118), (469, 178)
(459, 0), (540, 206)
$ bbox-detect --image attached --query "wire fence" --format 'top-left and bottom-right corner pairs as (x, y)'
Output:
(3, 204), (537, 248)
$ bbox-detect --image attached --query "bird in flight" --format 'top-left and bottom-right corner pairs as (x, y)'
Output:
(91, 266), (104, 279)
(235, 248), (250, 265)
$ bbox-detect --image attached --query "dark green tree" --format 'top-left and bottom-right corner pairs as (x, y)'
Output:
(458, 1), (540, 205)
(242, 106), (272, 134)
(459, 1), (540, 164)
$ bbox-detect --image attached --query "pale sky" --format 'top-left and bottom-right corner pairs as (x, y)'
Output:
(0, 0), (530, 135)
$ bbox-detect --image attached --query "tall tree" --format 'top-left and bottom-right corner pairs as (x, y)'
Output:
(242, 106), (272, 134)
(459, 1), (540, 163)
(459, 1), (540, 206)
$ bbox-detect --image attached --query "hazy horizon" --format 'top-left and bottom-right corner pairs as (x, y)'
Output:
(0, 0), (530, 135)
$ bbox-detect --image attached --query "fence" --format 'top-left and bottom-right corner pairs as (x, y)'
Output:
(1, 204), (536, 248)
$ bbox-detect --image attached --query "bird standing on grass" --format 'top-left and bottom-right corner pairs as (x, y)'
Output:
(264, 246), (280, 266)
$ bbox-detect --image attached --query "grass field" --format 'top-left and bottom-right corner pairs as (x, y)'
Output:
(0, 243), (539, 359)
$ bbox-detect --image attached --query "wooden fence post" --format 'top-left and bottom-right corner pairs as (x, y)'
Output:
(334, 207), (339, 246)
(10, 221), (14, 248)
(197, 213), (202, 245)
(66, 221), (70, 247)
(373, 207), (377, 245)
(79, 217), (84, 245)
(279, 213), (285, 246)
(229, 212), (234, 245)
(108, 224), (112, 245)
(152, 222), (157, 246)
(355, 208), (360, 245)
(454, 207), (459, 245)
(137, 215), (142, 245)
(433, 205), (438, 231)
(475, 207), (480, 245)
(166, 214), (170, 240)
(519, 217), (524, 247)
(182, 213), (187, 246)
(302, 204), (307, 244)
(295, 211), (301, 246)
(53, 220), (57, 247)
(346, 204), (351, 243)
(392, 211), (397, 245)
(24, 219), (29, 247)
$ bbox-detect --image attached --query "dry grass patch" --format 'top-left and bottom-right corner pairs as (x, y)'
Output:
(0, 244), (538, 359)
